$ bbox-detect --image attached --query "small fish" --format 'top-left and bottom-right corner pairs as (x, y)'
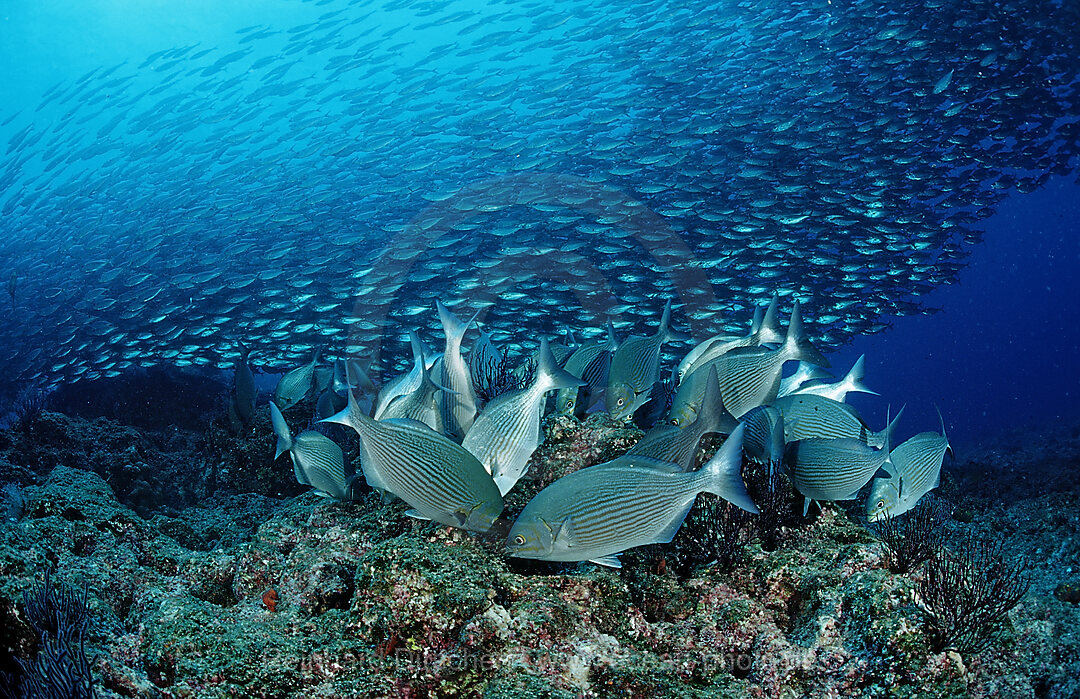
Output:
(506, 423), (756, 567)
(271, 401), (355, 499)
(784, 412), (895, 516)
(866, 411), (951, 522)
(273, 350), (319, 411)
(607, 299), (684, 421)
(437, 300), (481, 441)
(790, 354), (877, 402)
(232, 341), (256, 427)
(462, 339), (583, 495)
(627, 365), (736, 471)
(324, 387), (502, 532)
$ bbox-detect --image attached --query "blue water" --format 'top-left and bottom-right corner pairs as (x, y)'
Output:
(2, 0), (1078, 449)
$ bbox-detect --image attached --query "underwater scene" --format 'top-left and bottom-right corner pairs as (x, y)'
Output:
(1, 0), (1079, 696)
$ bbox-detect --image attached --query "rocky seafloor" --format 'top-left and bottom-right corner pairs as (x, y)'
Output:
(0, 383), (1078, 699)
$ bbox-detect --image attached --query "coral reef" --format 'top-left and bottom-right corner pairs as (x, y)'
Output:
(0, 408), (1076, 698)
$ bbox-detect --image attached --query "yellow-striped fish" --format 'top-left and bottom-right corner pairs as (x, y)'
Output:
(676, 293), (783, 383)
(607, 299), (685, 421)
(271, 401), (356, 500)
(273, 350), (319, 410)
(436, 300), (480, 441)
(506, 424), (756, 567)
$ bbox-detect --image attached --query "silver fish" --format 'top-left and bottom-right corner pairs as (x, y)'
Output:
(232, 341), (256, 427)
(607, 299), (684, 421)
(324, 388), (502, 532)
(271, 401), (355, 500)
(866, 412), (951, 522)
(555, 332), (615, 418)
(776, 394), (901, 448)
(777, 361), (832, 398)
(437, 300), (480, 441)
(506, 423), (756, 567)
(676, 293), (783, 383)
(273, 350), (319, 411)
(462, 338), (583, 495)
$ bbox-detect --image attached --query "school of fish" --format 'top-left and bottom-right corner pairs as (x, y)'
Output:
(268, 297), (950, 567)
(0, 0), (1078, 394)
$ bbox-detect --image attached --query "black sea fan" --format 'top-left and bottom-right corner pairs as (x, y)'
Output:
(474, 349), (532, 404)
(672, 493), (752, 571)
(917, 536), (1031, 654)
(872, 497), (951, 574)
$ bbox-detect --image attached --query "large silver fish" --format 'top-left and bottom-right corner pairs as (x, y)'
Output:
(271, 401), (355, 500)
(461, 338), (583, 495)
(506, 424), (756, 567)
(866, 413), (951, 522)
(555, 331), (615, 418)
(324, 388), (502, 532)
(376, 333), (444, 430)
(676, 293), (783, 383)
(784, 414), (894, 516)
(776, 394), (901, 448)
(606, 299), (684, 421)
(436, 300), (480, 441)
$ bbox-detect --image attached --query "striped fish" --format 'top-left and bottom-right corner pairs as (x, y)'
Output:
(866, 414), (951, 522)
(670, 301), (828, 423)
(324, 388), (502, 532)
(375, 331), (442, 428)
(555, 332), (615, 418)
(784, 414), (894, 516)
(506, 424), (756, 567)
(436, 300), (480, 441)
(462, 339), (583, 495)
(627, 365), (736, 471)
(607, 299), (684, 421)
(271, 401), (356, 500)
(740, 405), (785, 469)
(776, 394), (902, 448)
(791, 354), (878, 402)
(273, 350), (319, 410)
(676, 293), (783, 383)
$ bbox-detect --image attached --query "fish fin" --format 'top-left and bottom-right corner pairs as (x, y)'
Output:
(535, 338), (586, 393)
(436, 299), (477, 349)
(935, 404), (953, 457)
(269, 401), (292, 460)
(883, 405), (904, 453)
(655, 497), (696, 544)
(551, 516), (577, 549)
(588, 555), (622, 569)
(658, 299), (689, 343)
(290, 454), (309, 486)
(699, 365), (738, 435)
(749, 304), (764, 335)
(405, 509), (431, 521)
(783, 301), (829, 368)
(756, 292), (783, 344)
(346, 358), (377, 394)
(844, 355), (878, 396)
(606, 320), (619, 348)
(802, 497), (813, 517)
(699, 423), (758, 513)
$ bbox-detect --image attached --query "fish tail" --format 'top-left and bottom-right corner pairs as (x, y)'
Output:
(844, 355), (878, 396)
(322, 363), (370, 431)
(783, 301), (829, 368)
(238, 341), (250, 363)
(535, 338), (586, 393)
(436, 299), (477, 350)
(883, 405), (904, 453)
(699, 423), (758, 513)
(269, 401), (292, 460)
(605, 320), (620, 349)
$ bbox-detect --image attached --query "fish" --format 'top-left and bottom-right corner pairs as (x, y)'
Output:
(670, 301), (828, 423)
(232, 341), (256, 427)
(784, 412), (895, 516)
(323, 387), (502, 532)
(739, 405), (785, 468)
(676, 293), (783, 383)
(555, 331), (615, 418)
(607, 299), (685, 421)
(436, 300), (480, 441)
(506, 423), (756, 567)
(461, 338), (583, 495)
(626, 365), (736, 471)
(866, 411), (951, 522)
(270, 401), (355, 500)
(789, 354), (877, 402)
(776, 394), (903, 448)
(273, 351), (319, 411)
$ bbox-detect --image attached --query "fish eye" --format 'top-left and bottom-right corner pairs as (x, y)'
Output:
(616, 397), (625, 406)
(671, 418), (680, 426)
(876, 500), (884, 509)
(513, 534), (526, 546)
(565, 399), (574, 408)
